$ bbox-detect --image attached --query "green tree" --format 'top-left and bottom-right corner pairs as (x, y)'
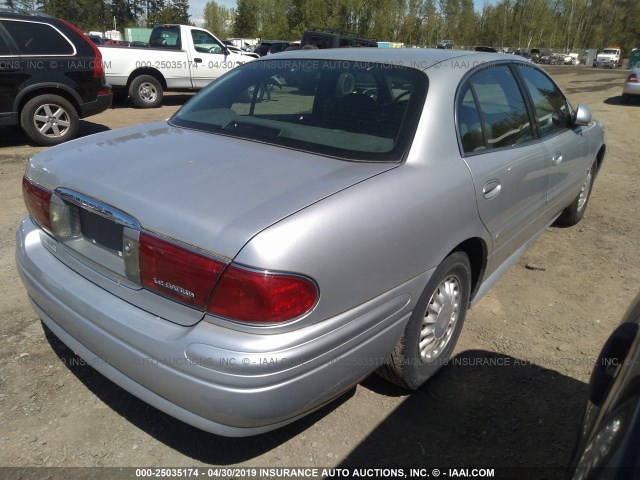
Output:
(204, 0), (232, 37)
(172, 0), (190, 24)
(234, 0), (258, 36)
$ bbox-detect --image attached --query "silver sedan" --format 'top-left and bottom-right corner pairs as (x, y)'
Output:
(16, 48), (606, 436)
(622, 67), (640, 104)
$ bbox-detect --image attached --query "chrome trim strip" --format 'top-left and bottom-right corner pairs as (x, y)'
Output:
(55, 188), (141, 229)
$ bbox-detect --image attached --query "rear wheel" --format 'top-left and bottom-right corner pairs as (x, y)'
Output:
(378, 252), (471, 390)
(20, 94), (79, 146)
(622, 94), (630, 105)
(556, 160), (596, 227)
(129, 75), (163, 108)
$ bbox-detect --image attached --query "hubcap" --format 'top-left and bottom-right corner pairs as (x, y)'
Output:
(419, 275), (461, 362)
(577, 167), (593, 212)
(33, 104), (71, 138)
(139, 82), (158, 102)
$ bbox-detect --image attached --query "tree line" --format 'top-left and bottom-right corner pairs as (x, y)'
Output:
(7, 0), (639, 53)
(206, 0), (639, 53)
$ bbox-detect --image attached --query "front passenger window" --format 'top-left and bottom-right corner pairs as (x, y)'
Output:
(517, 66), (570, 137)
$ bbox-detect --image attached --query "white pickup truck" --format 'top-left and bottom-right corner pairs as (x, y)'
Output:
(98, 25), (255, 108)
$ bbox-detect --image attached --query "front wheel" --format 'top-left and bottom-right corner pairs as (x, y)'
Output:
(20, 94), (79, 146)
(377, 252), (471, 390)
(129, 75), (163, 108)
(555, 160), (596, 227)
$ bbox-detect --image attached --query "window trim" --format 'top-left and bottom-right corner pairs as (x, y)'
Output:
(170, 59), (429, 163)
(0, 18), (77, 58)
(455, 60), (543, 158)
(512, 63), (574, 141)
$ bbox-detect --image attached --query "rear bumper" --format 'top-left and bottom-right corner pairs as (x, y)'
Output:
(79, 90), (112, 118)
(16, 217), (416, 436)
(623, 82), (640, 96)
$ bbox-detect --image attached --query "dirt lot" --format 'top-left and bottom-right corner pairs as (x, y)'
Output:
(0, 66), (638, 477)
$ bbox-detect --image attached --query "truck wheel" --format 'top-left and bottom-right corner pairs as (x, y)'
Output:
(129, 75), (163, 108)
(20, 94), (79, 146)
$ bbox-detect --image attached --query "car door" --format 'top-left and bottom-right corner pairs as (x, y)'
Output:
(457, 64), (551, 273)
(0, 22), (19, 120)
(189, 29), (233, 88)
(515, 65), (592, 214)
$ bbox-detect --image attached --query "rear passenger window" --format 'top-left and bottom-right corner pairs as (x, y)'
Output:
(0, 32), (11, 55)
(2, 20), (74, 55)
(457, 82), (485, 153)
(469, 65), (533, 149)
(517, 65), (570, 137)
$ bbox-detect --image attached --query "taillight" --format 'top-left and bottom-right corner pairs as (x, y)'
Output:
(207, 265), (318, 323)
(60, 19), (104, 79)
(628, 73), (638, 83)
(23, 177), (52, 232)
(139, 232), (226, 309)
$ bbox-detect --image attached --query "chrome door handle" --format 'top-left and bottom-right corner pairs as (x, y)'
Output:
(482, 180), (502, 199)
(552, 152), (563, 165)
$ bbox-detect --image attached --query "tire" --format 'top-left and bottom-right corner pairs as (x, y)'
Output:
(378, 252), (471, 390)
(129, 75), (163, 108)
(20, 94), (79, 146)
(622, 94), (630, 105)
(555, 160), (596, 227)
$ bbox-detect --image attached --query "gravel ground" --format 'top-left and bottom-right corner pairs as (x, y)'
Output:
(0, 65), (637, 479)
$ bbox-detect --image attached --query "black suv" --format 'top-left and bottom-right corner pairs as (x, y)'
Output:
(0, 10), (112, 145)
(254, 41), (290, 56)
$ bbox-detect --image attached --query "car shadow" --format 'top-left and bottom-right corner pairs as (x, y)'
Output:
(43, 320), (588, 471)
(604, 95), (640, 106)
(347, 350), (588, 478)
(0, 120), (110, 147)
(41, 321), (355, 463)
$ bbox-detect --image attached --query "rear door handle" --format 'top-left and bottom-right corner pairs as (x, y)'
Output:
(194, 58), (202, 63)
(552, 151), (563, 165)
(482, 180), (502, 199)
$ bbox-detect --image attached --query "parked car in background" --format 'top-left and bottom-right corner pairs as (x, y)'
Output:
(98, 24), (252, 108)
(17, 49), (605, 437)
(568, 293), (640, 479)
(0, 10), (112, 145)
(622, 67), (640, 104)
(530, 48), (541, 62)
(86, 34), (105, 45)
(475, 46), (497, 53)
(104, 39), (129, 47)
(226, 44), (259, 58)
(566, 53), (580, 65)
(437, 39), (454, 49)
(129, 41), (148, 48)
(254, 41), (290, 56)
(300, 29), (377, 49)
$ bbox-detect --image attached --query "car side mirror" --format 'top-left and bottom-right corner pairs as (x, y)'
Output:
(573, 103), (592, 126)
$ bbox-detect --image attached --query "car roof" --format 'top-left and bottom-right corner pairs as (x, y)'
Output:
(0, 10), (54, 20)
(263, 48), (518, 72)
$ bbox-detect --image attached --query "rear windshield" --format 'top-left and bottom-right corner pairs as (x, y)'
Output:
(171, 59), (427, 161)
